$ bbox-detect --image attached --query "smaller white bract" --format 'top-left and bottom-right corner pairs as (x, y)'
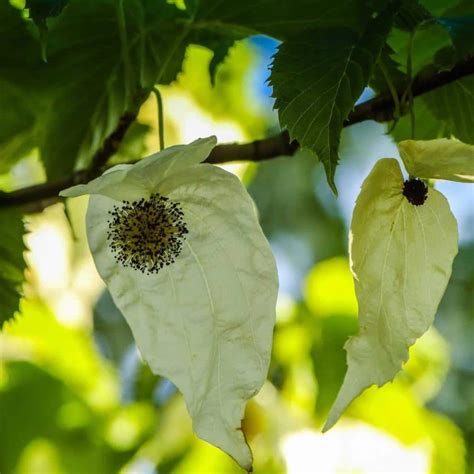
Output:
(323, 138), (467, 432)
(399, 138), (474, 183)
(60, 136), (279, 471)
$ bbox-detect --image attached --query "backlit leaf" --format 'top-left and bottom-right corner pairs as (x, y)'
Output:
(423, 76), (474, 145)
(271, 5), (396, 191)
(0, 1), (40, 171)
(39, 0), (188, 178)
(390, 98), (447, 142)
(0, 208), (26, 327)
(388, 22), (452, 76)
(192, 0), (374, 40)
(369, 44), (408, 94)
(324, 158), (458, 431)
(0, 82), (36, 173)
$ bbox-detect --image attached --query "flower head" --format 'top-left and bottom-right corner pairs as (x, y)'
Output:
(402, 178), (428, 206)
(107, 194), (188, 274)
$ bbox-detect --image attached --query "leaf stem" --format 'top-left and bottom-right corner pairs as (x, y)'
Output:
(153, 87), (165, 151)
(380, 60), (401, 119)
(404, 30), (417, 139)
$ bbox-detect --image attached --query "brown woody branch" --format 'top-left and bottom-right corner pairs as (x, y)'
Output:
(1, 56), (473, 212)
(345, 56), (474, 125)
(0, 112), (138, 213)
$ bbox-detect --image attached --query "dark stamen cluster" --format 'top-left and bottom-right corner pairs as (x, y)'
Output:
(107, 193), (188, 274)
(402, 178), (428, 206)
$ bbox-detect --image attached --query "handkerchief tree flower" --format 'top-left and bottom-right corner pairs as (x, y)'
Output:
(324, 138), (473, 431)
(61, 136), (278, 471)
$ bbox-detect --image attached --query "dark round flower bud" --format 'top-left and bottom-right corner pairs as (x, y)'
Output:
(402, 178), (428, 206)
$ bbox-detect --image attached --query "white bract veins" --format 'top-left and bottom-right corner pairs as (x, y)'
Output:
(60, 136), (279, 471)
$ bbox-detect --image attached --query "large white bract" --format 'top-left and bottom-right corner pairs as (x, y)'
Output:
(61, 136), (279, 471)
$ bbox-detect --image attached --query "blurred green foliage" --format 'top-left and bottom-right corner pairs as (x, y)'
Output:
(0, 3), (473, 473)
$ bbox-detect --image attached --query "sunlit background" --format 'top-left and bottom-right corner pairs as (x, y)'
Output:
(0, 36), (473, 474)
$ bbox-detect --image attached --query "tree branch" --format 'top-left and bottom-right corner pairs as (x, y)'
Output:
(345, 56), (474, 125)
(1, 56), (473, 211)
(0, 112), (138, 213)
(90, 112), (137, 173)
(205, 130), (299, 165)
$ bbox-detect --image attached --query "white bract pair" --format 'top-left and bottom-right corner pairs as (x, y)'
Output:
(61, 136), (279, 472)
(325, 138), (473, 431)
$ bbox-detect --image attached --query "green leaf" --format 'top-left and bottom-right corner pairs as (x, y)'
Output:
(110, 121), (150, 164)
(191, 0), (381, 87)
(189, 29), (243, 86)
(38, 0), (189, 179)
(432, 45), (458, 71)
(208, 40), (233, 85)
(387, 0), (469, 75)
(25, 0), (69, 62)
(25, 0), (70, 61)
(0, 208), (26, 327)
(0, 81), (36, 173)
(61, 137), (278, 471)
(271, 5), (397, 191)
(388, 22), (452, 75)
(390, 97), (447, 142)
(423, 76), (474, 144)
(436, 15), (474, 59)
(0, 2), (40, 83)
(323, 158), (458, 431)
(399, 138), (474, 182)
(415, 0), (462, 16)
(394, 0), (433, 31)
(370, 44), (408, 94)
(0, 2), (40, 171)
(25, 0), (69, 26)
(192, 0), (376, 40)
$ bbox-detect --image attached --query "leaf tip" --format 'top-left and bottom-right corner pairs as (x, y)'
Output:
(327, 175), (338, 195)
(321, 419), (334, 434)
(59, 184), (88, 198)
(58, 188), (74, 198)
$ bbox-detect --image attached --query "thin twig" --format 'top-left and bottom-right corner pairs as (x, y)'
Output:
(89, 112), (136, 174)
(380, 60), (401, 120)
(152, 87), (165, 151)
